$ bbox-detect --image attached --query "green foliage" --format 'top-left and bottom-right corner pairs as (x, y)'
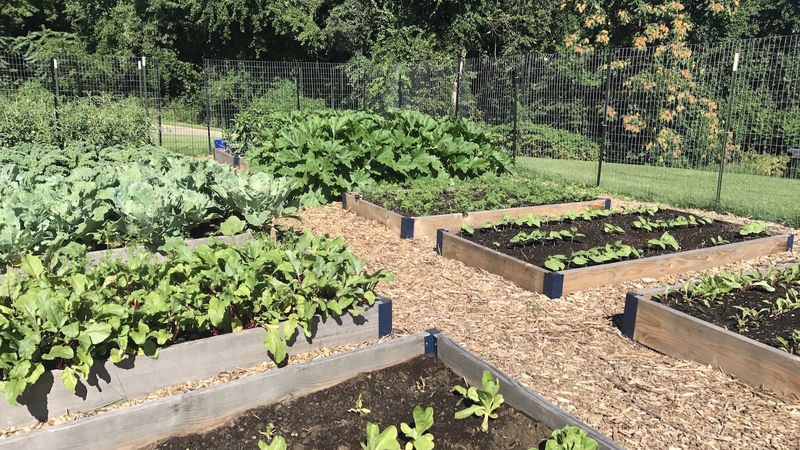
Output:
(0, 144), (292, 265)
(258, 435), (287, 450)
(400, 405), (434, 450)
(242, 79), (326, 115)
(647, 232), (680, 251)
(360, 174), (596, 217)
(0, 83), (150, 147)
(544, 426), (599, 450)
(516, 123), (600, 161)
(545, 241), (641, 271)
(0, 233), (391, 404)
(453, 370), (504, 432)
(348, 393), (372, 416)
(727, 151), (791, 177)
(236, 109), (514, 205)
(361, 422), (401, 450)
(739, 221), (768, 236)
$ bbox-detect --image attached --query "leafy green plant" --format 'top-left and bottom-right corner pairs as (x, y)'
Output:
(239, 109), (515, 205)
(603, 223), (624, 234)
(776, 330), (800, 354)
(544, 254), (567, 271)
(258, 435), (287, 450)
(362, 422), (401, 450)
(0, 145), (292, 266)
(349, 393), (372, 416)
(453, 370), (504, 432)
(739, 221), (768, 236)
(400, 405), (434, 450)
(460, 221), (474, 236)
(543, 426), (599, 450)
(731, 306), (768, 331)
(0, 233), (391, 405)
(647, 232), (680, 251)
(710, 235), (730, 246)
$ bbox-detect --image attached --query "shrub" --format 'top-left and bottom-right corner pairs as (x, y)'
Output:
(59, 94), (151, 147)
(0, 82), (56, 147)
(235, 109), (514, 205)
(517, 123), (599, 161)
(0, 83), (150, 147)
(726, 150), (790, 177)
(243, 79), (326, 115)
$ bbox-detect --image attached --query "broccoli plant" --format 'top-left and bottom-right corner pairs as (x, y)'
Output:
(453, 370), (504, 432)
(401, 405), (435, 450)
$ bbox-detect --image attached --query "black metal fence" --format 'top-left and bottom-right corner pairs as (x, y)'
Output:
(2, 34), (800, 202)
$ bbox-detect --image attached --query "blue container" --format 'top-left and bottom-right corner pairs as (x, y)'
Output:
(214, 139), (227, 150)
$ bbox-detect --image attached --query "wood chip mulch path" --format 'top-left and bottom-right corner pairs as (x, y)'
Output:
(293, 201), (800, 450)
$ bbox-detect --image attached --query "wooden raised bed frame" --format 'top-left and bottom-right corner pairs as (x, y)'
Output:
(622, 275), (800, 400)
(0, 330), (623, 450)
(343, 192), (611, 241)
(0, 299), (392, 429)
(436, 227), (794, 298)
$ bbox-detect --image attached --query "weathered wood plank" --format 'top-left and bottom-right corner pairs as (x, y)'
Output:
(434, 333), (623, 450)
(437, 230), (547, 292)
(0, 300), (390, 429)
(0, 333), (426, 450)
(628, 295), (800, 400)
(463, 198), (608, 229)
(412, 213), (463, 241)
(560, 234), (791, 294)
(343, 193), (405, 234)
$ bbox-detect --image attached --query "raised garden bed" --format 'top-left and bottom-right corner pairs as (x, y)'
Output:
(0, 331), (622, 450)
(213, 146), (247, 171)
(343, 192), (610, 241)
(436, 205), (794, 298)
(622, 265), (800, 399)
(0, 298), (391, 430)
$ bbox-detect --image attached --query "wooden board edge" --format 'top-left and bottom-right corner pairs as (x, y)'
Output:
(629, 296), (800, 399)
(0, 300), (390, 429)
(559, 234), (792, 294)
(432, 333), (624, 450)
(463, 197), (609, 227)
(341, 193), (406, 236)
(436, 229), (547, 293)
(0, 333), (427, 450)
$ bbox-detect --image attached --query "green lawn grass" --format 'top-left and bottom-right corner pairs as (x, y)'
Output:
(150, 130), (211, 157)
(517, 157), (800, 228)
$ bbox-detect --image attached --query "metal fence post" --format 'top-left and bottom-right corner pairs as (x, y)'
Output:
(397, 67), (403, 108)
(295, 63), (302, 111)
(139, 57), (151, 143)
(512, 66), (518, 159)
(50, 58), (63, 148)
(716, 51), (740, 206)
(203, 60), (213, 155)
(154, 57), (163, 146)
(454, 57), (462, 117)
(597, 50), (613, 186)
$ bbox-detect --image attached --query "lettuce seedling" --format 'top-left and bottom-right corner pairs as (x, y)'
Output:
(461, 221), (475, 235)
(362, 422), (401, 450)
(453, 370), (504, 432)
(603, 223), (624, 234)
(739, 221), (768, 236)
(349, 393), (371, 415)
(258, 435), (286, 450)
(543, 426), (598, 450)
(401, 405), (434, 450)
(647, 232), (680, 251)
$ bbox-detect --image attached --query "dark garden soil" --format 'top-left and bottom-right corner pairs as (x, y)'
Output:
(464, 209), (759, 270)
(145, 356), (552, 450)
(659, 285), (800, 352)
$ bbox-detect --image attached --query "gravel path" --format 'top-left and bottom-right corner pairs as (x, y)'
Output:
(294, 201), (800, 450)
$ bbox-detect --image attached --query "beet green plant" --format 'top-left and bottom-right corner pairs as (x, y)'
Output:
(453, 370), (504, 432)
(776, 330), (800, 354)
(362, 422), (401, 450)
(401, 405), (434, 450)
(0, 233), (391, 405)
(543, 426), (599, 450)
